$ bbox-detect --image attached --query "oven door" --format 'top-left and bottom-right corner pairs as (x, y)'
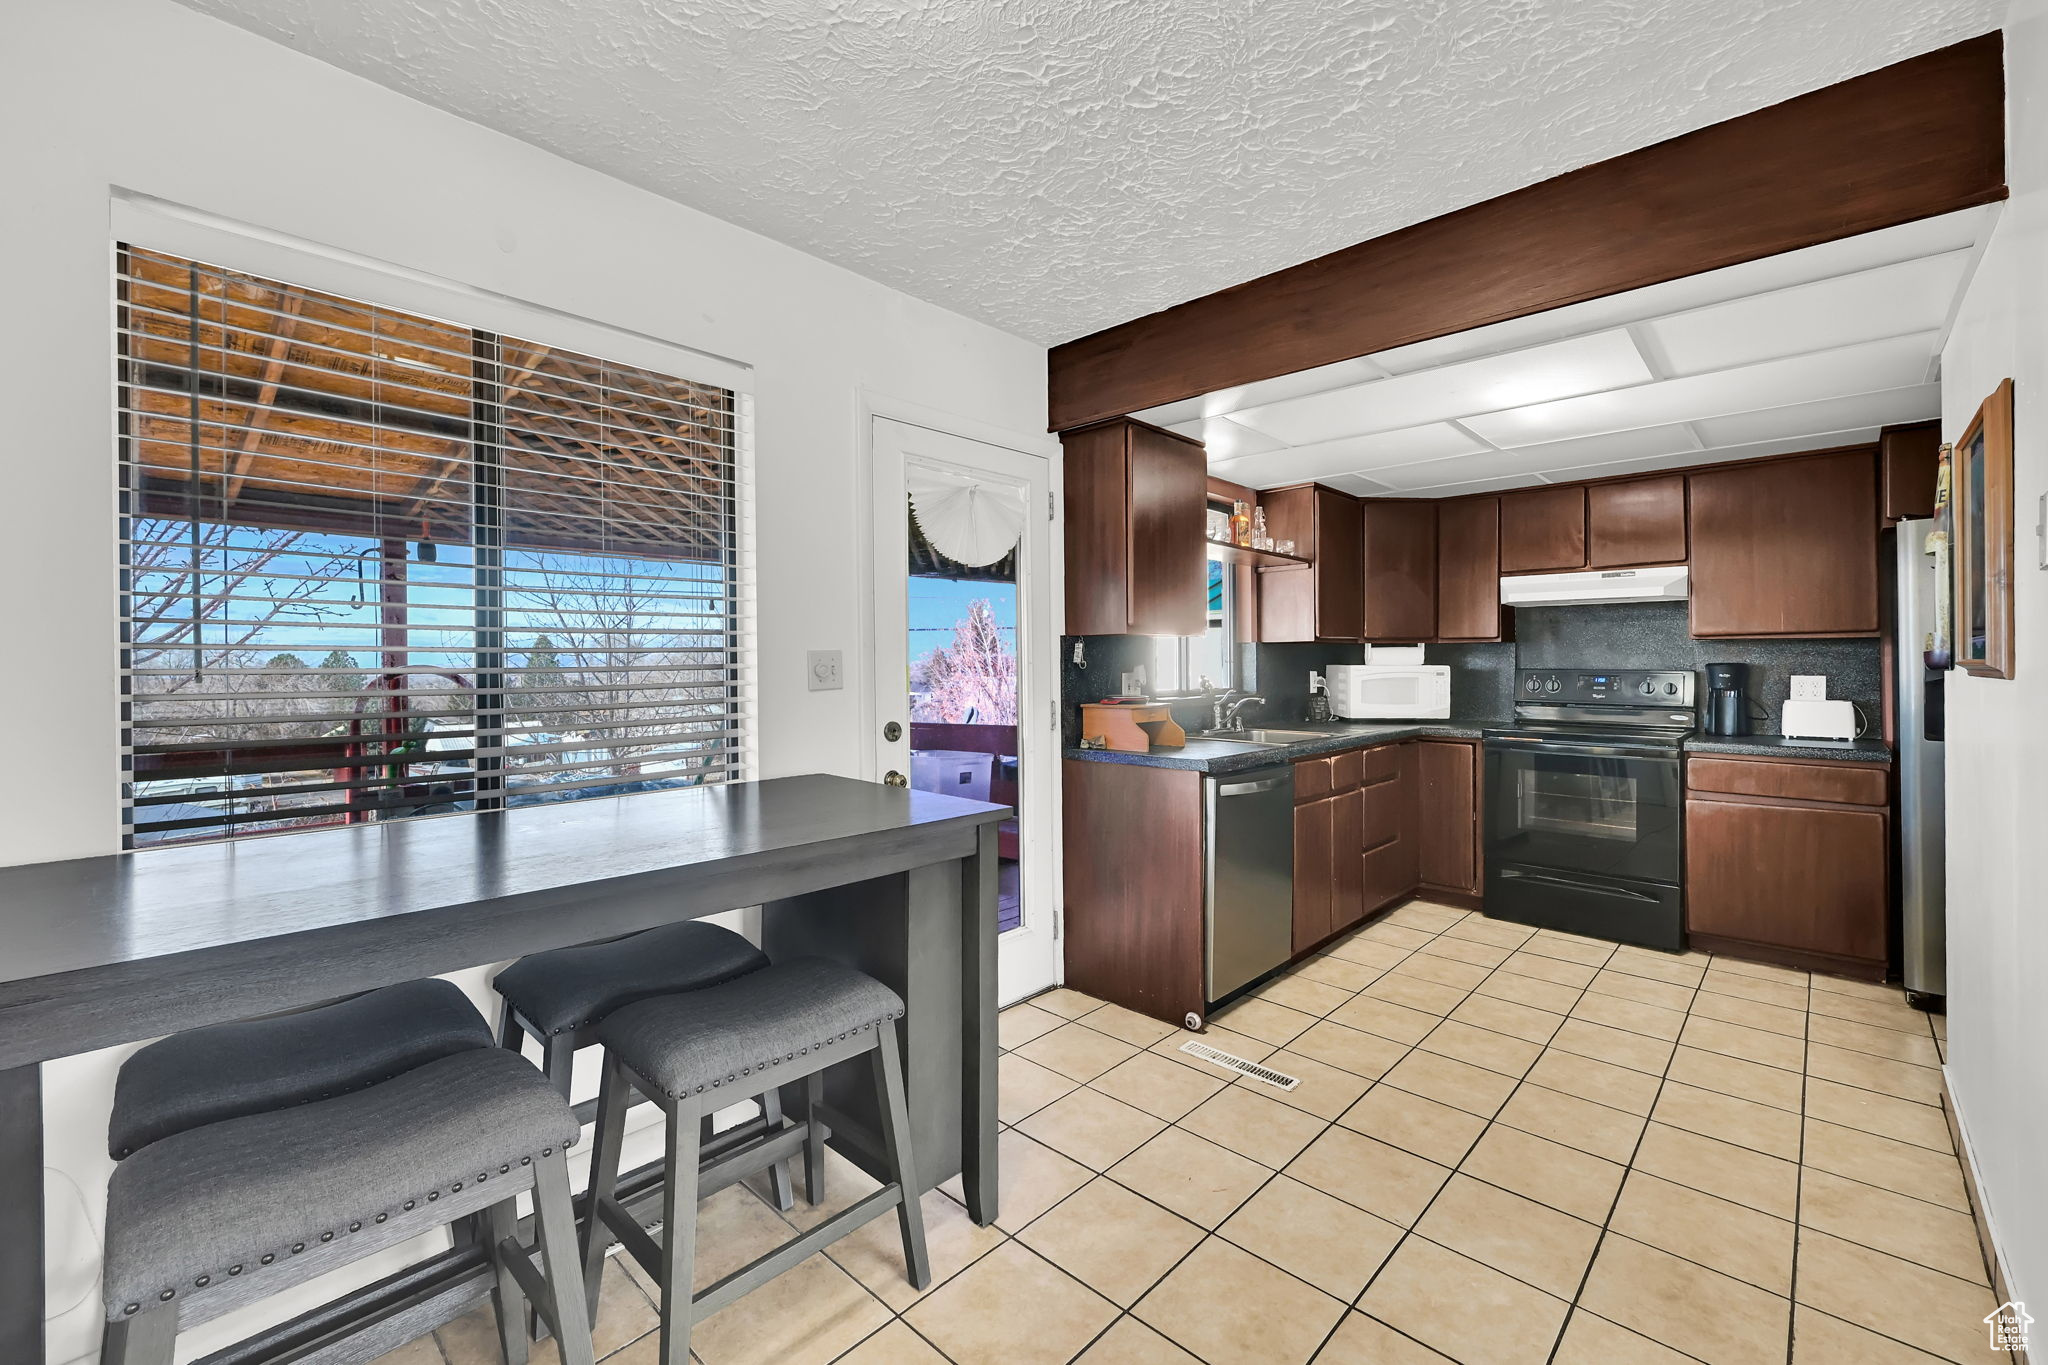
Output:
(1482, 737), (1682, 886)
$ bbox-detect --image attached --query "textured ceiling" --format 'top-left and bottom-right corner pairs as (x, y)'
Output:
(173, 0), (2002, 345)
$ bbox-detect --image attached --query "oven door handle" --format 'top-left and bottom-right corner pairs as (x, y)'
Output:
(1484, 736), (1680, 761)
(1495, 867), (1667, 903)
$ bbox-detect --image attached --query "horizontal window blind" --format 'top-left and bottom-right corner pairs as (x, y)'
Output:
(117, 245), (750, 846)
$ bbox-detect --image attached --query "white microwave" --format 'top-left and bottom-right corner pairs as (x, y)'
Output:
(1324, 664), (1451, 720)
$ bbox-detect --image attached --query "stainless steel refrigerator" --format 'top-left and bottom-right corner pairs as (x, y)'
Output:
(1895, 521), (1947, 1005)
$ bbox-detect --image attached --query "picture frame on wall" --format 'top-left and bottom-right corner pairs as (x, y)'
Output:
(1954, 378), (2016, 679)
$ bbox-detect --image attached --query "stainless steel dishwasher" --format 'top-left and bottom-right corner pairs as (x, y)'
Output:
(1204, 764), (1296, 1004)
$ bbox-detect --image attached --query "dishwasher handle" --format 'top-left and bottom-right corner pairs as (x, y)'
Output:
(1216, 777), (1286, 797)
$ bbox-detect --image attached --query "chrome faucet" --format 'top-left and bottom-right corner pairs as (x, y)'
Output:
(1211, 691), (1268, 732)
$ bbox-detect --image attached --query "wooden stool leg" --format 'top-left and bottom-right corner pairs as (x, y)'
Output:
(871, 1018), (930, 1289)
(485, 1198), (531, 1365)
(533, 1149), (597, 1365)
(761, 1087), (794, 1211)
(543, 1034), (576, 1102)
(579, 1055), (631, 1329)
(99, 1305), (178, 1365)
(659, 1097), (703, 1365)
(803, 1071), (827, 1206)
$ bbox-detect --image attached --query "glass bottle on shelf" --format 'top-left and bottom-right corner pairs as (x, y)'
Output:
(1230, 500), (1253, 547)
(1251, 506), (1271, 551)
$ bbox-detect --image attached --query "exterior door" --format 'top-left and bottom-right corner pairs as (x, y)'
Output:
(869, 416), (1058, 1004)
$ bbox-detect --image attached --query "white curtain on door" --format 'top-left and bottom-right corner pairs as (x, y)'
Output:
(906, 458), (1029, 567)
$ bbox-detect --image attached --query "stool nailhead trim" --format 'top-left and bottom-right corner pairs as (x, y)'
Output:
(134, 1134), (579, 1312)
(677, 1010), (904, 1099)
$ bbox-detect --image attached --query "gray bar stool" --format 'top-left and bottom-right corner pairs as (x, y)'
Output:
(492, 921), (801, 1208)
(99, 987), (596, 1365)
(579, 957), (929, 1365)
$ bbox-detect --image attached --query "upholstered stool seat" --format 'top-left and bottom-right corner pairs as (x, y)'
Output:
(580, 958), (926, 1365)
(596, 957), (905, 1100)
(108, 978), (492, 1158)
(100, 997), (596, 1365)
(493, 921), (769, 1044)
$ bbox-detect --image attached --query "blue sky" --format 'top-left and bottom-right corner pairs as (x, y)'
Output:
(908, 576), (1016, 649)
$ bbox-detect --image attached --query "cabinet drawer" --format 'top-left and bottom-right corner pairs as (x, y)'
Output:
(1358, 743), (1404, 787)
(1687, 756), (1887, 806)
(1331, 749), (1365, 793)
(1359, 777), (1406, 854)
(1294, 755), (1334, 802)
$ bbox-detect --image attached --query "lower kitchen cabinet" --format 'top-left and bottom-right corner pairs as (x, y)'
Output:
(1295, 743), (1413, 951)
(1684, 754), (1891, 977)
(1293, 792), (1336, 950)
(1062, 759), (1206, 1026)
(1416, 739), (1481, 898)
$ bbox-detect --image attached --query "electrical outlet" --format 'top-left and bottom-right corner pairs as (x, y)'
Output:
(806, 650), (843, 691)
(1789, 675), (1828, 701)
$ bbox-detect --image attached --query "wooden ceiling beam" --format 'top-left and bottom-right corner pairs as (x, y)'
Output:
(1046, 33), (2007, 434)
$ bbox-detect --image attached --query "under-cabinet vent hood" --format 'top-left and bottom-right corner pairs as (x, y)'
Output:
(1500, 565), (1689, 607)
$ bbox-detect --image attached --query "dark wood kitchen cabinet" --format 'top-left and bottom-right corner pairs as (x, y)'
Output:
(1500, 486), (1587, 573)
(1259, 484), (1363, 642)
(1357, 744), (1418, 922)
(1588, 474), (1687, 568)
(1435, 496), (1503, 642)
(1063, 759), (1206, 1026)
(1294, 747), (1407, 949)
(1062, 417), (1207, 636)
(1416, 739), (1481, 899)
(1684, 753), (1891, 977)
(1688, 450), (1880, 637)
(1361, 499), (1438, 642)
(1880, 421), (1942, 522)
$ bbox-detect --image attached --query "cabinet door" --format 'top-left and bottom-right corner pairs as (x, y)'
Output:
(1361, 499), (1438, 641)
(1880, 422), (1941, 522)
(1330, 788), (1365, 932)
(1417, 740), (1479, 893)
(1125, 422), (1209, 635)
(1293, 797), (1335, 951)
(1588, 475), (1687, 568)
(1500, 486), (1587, 573)
(1686, 796), (1888, 962)
(1688, 451), (1879, 637)
(1359, 745), (1419, 913)
(1313, 487), (1364, 642)
(1435, 497), (1502, 642)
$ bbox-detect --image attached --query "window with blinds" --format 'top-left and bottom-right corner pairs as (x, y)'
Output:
(117, 246), (749, 846)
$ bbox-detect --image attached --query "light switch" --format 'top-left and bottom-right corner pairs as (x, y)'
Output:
(807, 650), (843, 691)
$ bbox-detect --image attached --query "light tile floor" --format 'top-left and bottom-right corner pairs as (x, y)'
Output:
(381, 901), (2003, 1365)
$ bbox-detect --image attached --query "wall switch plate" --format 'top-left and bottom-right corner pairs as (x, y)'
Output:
(1789, 675), (1828, 701)
(807, 650), (843, 691)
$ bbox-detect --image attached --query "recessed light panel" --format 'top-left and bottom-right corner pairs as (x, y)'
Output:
(1207, 422), (1485, 487)
(1229, 331), (1651, 445)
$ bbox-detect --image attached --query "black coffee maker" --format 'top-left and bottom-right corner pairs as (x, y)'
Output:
(1704, 663), (1750, 736)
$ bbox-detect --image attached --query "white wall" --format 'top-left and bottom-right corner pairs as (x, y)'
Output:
(0, 2), (1046, 1359)
(1937, 0), (2048, 1319)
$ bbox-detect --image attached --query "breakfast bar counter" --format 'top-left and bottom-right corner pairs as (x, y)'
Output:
(0, 774), (1006, 1363)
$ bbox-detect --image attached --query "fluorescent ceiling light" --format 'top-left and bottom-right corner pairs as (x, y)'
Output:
(1207, 422), (1485, 487)
(1229, 331), (1651, 446)
(1166, 415), (1284, 460)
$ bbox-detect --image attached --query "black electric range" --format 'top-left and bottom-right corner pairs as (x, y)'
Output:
(1481, 669), (1697, 952)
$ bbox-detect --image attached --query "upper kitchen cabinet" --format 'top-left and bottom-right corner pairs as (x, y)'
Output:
(1360, 499), (1437, 642)
(1258, 483), (1363, 642)
(1435, 496), (1503, 642)
(1062, 417), (1207, 636)
(1499, 486), (1587, 573)
(1587, 475), (1687, 568)
(1688, 450), (1880, 637)
(1879, 420), (1942, 523)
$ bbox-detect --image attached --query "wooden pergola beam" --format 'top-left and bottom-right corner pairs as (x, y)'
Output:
(1046, 32), (2007, 433)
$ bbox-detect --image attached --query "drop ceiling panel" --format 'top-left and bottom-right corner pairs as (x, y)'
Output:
(1369, 446), (1582, 491)
(1230, 331), (1652, 446)
(1207, 422), (1484, 488)
(1489, 423), (1706, 474)
(1387, 473), (1557, 498)
(1688, 383), (1940, 446)
(1166, 416), (1285, 460)
(1643, 252), (1971, 375)
(1458, 332), (1937, 447)
(1135, 356), (1387, 429)
(1322, 473), (1395, 497)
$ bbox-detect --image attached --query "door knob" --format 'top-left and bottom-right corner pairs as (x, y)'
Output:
(883, 770), (908, 788)
(883, 721), (903, 742)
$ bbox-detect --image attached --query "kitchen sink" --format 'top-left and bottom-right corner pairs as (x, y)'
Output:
(1194, 728), (1328, 744)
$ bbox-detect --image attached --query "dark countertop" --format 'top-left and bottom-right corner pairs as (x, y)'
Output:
(1684, 735), (1894, 763)
(1064, 718), (1499, 773)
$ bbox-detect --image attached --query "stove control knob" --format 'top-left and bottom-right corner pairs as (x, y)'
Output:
(1544, 677), (1561, 694)
(1525, 677), (1542, 694)
(1664, 681), (1680, 696)
(1638, 679), (1657, 696)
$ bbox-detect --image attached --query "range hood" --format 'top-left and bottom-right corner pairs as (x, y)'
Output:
(1500, 565), (1689, 607)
